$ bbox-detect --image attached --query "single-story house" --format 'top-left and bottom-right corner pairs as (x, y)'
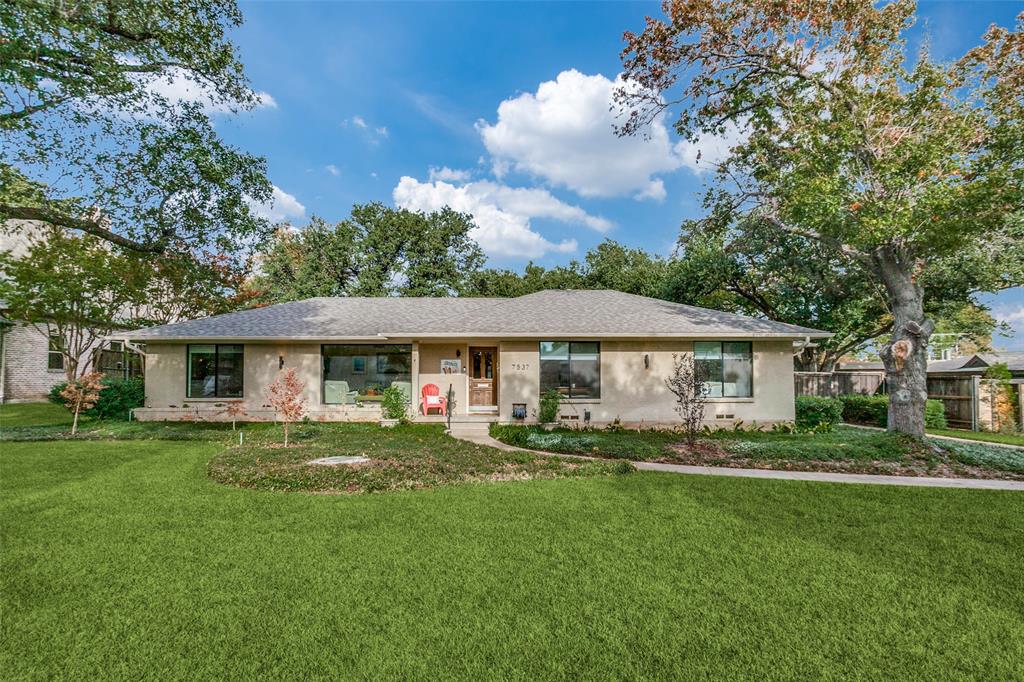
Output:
(121, 290), (830, 426)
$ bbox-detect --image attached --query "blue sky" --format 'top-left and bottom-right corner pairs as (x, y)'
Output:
(207, 1), (1023, 349)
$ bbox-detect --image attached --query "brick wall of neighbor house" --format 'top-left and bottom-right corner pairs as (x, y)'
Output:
(498, 338), (796, 427)
(1, 322), (66, 402)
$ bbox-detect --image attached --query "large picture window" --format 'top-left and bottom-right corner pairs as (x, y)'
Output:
(540, 341), (600, 399)
(187, 344), (244, 398)
(322, 344), (412, 404)
(694, 341), (752, 398)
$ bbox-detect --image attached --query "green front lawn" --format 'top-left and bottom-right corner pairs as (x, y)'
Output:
(492, 424), (1024, 477)
(928, 427), (1024, 447)
(2, 437), (1023, 679)
(0, 401), (79, 429)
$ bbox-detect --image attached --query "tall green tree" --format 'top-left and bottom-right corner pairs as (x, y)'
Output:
(0, 226), (253, 379)
(618, 0), (1024, 436)
(251, 204), (486, 301)
(1, 0), (272, 264)
(0, 226), (149, 381)
(665, 219), (1003, 371)
(467, 239), (668, 298)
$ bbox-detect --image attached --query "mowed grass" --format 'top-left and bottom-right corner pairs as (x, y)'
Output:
(928, 428), (1024, 447)
(0, 401), (77, 429)
(3, 439), (1024, 679)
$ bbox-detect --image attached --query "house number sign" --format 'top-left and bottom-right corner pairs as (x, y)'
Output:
(510, 362), (530, 371)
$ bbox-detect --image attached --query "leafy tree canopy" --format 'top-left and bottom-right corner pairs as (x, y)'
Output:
(250, 204), (486, 301)
(0, 0), (272, 263)
(468, 240), (669, 298)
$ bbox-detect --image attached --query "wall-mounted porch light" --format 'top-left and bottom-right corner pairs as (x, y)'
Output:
(644, 353), (650, 370)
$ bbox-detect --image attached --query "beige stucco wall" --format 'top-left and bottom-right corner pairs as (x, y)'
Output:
(417, 342), (468, 415)
(137, 338), (796, 426)
(137, 342), (381, 422)
(498, 338), (795, 427)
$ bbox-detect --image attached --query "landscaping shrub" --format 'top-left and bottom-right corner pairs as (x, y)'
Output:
(924, 400), (947, 429)
(538, 389), (561, 424)
(380, 386), (408, 421)
(48, 377), (144, 420)
(794, 396), (843, 431)
(839, 394), (947, 429)
(839, 395), (889, 426)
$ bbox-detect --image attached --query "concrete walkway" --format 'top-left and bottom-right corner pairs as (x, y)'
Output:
(449, 428), (1024, 491)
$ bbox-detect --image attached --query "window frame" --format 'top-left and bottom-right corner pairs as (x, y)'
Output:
(186, 344), (245, 399)
(47, 333), (64, 371)
(320, 343), (413, 405)
(694, 340), (754, 399)
(539, 340), (601, 400)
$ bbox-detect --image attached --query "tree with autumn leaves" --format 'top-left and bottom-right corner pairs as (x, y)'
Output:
(617, 0), (1024, 436)
(265, 368), (307, 447)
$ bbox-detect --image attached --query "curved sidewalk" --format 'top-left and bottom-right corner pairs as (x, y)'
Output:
(453, 429), (1024, 491)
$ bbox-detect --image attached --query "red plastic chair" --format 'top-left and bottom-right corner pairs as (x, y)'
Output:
(421, 383), (447, 416)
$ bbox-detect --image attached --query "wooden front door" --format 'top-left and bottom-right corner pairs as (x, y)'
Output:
(469, 347), (497, 407)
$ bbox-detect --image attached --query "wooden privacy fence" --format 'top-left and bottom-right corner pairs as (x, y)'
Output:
(797, 371), (1019, 431)
(925, 375), (976, 430)
(794, 371), (885, 398)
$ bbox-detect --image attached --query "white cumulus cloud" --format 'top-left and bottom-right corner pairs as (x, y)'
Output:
(477, 69), (749, 197)
(392, 176), (612, 258)
(477, 69), (684, 200)
(325, 164), (341, 176)
(248, 185), (306, 222)
(429, 166), (472, 183)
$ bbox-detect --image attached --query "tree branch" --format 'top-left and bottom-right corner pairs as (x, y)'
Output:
(0, 205), (162, 253)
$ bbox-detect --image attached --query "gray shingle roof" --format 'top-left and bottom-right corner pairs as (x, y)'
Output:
(121, 290), (831, 341)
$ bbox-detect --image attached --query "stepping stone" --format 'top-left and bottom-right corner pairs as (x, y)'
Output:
(308, 455), (370, 466)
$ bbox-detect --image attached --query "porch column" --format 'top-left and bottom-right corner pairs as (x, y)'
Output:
(411, 341), (420, 417)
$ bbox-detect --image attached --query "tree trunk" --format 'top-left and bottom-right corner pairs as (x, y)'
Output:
(874, 247), (933, 437)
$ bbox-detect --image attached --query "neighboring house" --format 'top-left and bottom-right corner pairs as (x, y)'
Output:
(0, 300), (69, 403)
(0, 222), (142, 403)
(925, 352), (1024, 379)
(121, 290), (830, 425)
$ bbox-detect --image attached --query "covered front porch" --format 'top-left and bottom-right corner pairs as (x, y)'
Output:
(321, 339), (502, 419)
(413, 341), (500, 419)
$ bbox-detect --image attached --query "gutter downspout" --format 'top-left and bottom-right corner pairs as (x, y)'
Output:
(0, 324), (8, 404)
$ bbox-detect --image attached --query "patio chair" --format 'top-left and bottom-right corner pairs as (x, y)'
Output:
(391, 381), (413, 404)
(420, 383), (447, 416)
(324, 380), (359, 405)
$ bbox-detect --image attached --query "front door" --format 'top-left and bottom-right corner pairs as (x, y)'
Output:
(469, 347), (497, 408)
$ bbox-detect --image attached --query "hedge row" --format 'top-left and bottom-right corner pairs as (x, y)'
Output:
(796, 394), (947, 430)
(794, 396), (844, 431)
(837, 394), (947, 429)
(48, 377), (144, 420)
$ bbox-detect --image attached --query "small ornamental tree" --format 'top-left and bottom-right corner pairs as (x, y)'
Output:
(60, 371), (104, 435)
(218, 402), (248, 431)
(665, 353), (709, 446)
(265, 368), (306, 446)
